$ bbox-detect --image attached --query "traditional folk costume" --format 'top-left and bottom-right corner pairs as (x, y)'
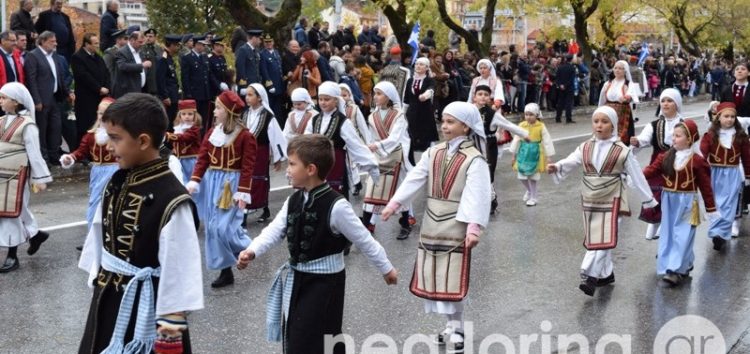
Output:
(283, 88), (316, 142)
(643, 120), (717, 285)
(243, 84), (288, 222)
(405, 58), (439, 160)
(339, 83), (372, 197)
(360, 82), (413, 237)
(466, 59), (505, 108)
(553, 106), (656, 296)
(247, 182), (394, 354)
(0, 83), (52, 273)
(187, 91), (256, 287)
(166, 99), (202, 185)
(385, 102), (491, 353)
(78, 158), (203, 354)
(700, 102), (750, 245)
(598, 60), (641, 145)
(510, 103), (555, 207)
(632, 89), (685, 240)
(305, 82), (378, 199)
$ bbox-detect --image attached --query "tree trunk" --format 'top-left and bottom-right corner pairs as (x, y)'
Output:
(435, 0), (489, 56)
(372, 0), (416, 61)
(570, 0), (599, 64)
(222, 0), (301, 49)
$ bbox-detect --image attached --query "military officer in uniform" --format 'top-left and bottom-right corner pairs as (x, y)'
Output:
(180, 35), (211, 133)
(179, 33), (194, 57)
(103, 29), (128, 84)
(207, 36), (229, 128)
(234, 28), (262, 96)
(259, 33), (286, 125)
(157, 34), (182, 129)
(139, 28), (163, 95)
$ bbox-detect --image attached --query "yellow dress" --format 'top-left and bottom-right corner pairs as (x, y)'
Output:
(511, 120), (555, 177)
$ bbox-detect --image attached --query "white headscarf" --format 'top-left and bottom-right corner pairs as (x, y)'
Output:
(415, 57), (431, 76)
(338, 83), (354, 104)
(0, 82), (35, 122)
(613, 60), (634, 83)
(291, 87), (314, 109)
(318, 81), (346, 113)
(330, 56), (346, 76)
(594, 106), (619, 138)
(443, 101), (486, 153)
(476, 59), (497, 79)
(524, 103), (543, 119)
(659, 88), (683, 113)
(373, 81), (402, 109)
(249, 83), (273, 115)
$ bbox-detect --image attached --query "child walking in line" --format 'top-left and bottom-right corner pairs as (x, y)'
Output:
(381, 102), (492, 353)
(283, 88), (316, 143)
(340, 82), (371, 196)
(510, 103), (555, 207)
(165, 99), (203, 184)
(548, 106), (656, 296)
(642, 119), (717, 286)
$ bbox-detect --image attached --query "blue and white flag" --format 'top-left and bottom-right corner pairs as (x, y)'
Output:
(637, 42), (649, 67)
(408, 21), (420, 66)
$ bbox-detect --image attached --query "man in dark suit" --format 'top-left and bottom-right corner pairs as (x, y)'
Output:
(24, 31), (73, 163)
(555, 54), (577, 123)
(71, 33), (110, 146)
(99, 0), (119, 51)
(181, 36), (211, 132)
(112, 31), (151, 98)
(157, 35), (182, 130)
(234, 29), (262, 96)
(0, 31), (24, 87)
(34, 0), (75, 62)
(10, 0), (36, 51)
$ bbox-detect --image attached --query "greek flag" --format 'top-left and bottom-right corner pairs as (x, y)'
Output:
(637, 42), (649, 67)
(408, 22), (420, 66)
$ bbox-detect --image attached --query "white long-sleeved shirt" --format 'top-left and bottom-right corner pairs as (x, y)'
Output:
(305, 110), (378, 174)
(633, 113), (682, 150)
(245, 107), (288, 164)
(283, 109), (317, 141)
(598, 79), (640, 106)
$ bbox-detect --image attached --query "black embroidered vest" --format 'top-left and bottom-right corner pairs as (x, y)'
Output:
(312, 111), (346, 149)
(649, 117), (683, 162)
(285, 183), (347, 266)
(96, 158), (198, 289)
(244, 108), (273, 145)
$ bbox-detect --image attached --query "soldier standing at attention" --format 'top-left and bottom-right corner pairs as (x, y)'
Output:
(139, 28), (162, 95)
(208, 36), (229, 128)
(102, 29), (127, 84)
(181, 35), (211, 133)
(157, 34), (182, 130)
(235, 29), (262, 96)
(259, 33), (286, 125)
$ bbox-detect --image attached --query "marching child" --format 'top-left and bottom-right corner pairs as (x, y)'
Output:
(0, 83), (52, 273)
(78, 93), (203, 353)
(165, 99), (203, 184)
(237, 134), (397, 354)
(548, 106), (656, 296)
(340, 82), (371, 196)
(283, 87), (316, 142)
(642, 119), (717, 286)
(510, 103), (555, 207)
(242, 83), (287, 223)
(699, 102), (750, 248)
(381, 102), (492, 353)
(187, 90), (256, 288)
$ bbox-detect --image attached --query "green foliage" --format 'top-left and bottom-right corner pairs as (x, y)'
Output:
(146, 0), (236, 40)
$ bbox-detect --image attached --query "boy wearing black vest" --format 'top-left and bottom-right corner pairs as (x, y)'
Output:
(237, 134), (398, 354)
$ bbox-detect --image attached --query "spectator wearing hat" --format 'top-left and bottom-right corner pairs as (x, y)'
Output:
(208, 36), (229, 126)
(35, 0), (75, 62)
(181, 35), (211, 133)
(378, 45), (411, 100)
(112, 31), (151, 98)
(10, 0), (37, 52)
(139, 28), (162, 95)
(259, 33), (285, 123)
(235, 29), (262, 95)
(71, 33), (110, 147)
(157, 34), (183, 128)
(99, 0), (119, 51)
(102, 29), (127, 83)
(179, 33), (194, 57)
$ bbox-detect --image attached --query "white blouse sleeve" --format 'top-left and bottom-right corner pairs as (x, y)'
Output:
(634, 123), (654, 150)
(283, 114), (296, 142)
(24, 124), (52, 184)
(493, 79), (505, 103)
(509, 135), (521, 154)
(553, 145), (584, 183)
(341, 119), (378, 172)
(493, 113), (529, 139)
(248, 198), (289, 258)
(541, 125), (555, 157)
(389, 147), (431, 206)
(374, 114), (407, 156)
(267, 118), (288, 163)
(355, 107), (372, 144)
(624, 150), (657, 206)
(598, 83), (609, 106)
(78, 201), (104, 287)
(330, 199), (393, 275)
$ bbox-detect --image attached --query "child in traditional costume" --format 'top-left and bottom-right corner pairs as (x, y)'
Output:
(242, 83), (287, 223)
(548, 106), (656, 296)
(381, 101), (491, 353)
(78, 93), (203, 353)
(165, 99), (202, 184)
(510, 103), (555, 207)
(237, 134), (397, 354)
(283, 87), (316, 142)
(0, 83), (52, 273)
(359, 81), (413, 239)
(598, 60), (640, 144)
(630, 88), (685, 240)
(642, 119), (717, 285)
(186, 91), (256, 288)
(340, 82), (371, 196)
(699, 102), (750, 248)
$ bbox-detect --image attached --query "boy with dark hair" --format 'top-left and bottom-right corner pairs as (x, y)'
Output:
(78, 93), (204, 354)
(237, 134), (397, 354)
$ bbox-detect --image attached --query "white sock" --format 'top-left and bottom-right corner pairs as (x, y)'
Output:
(529, 180), (538, 199)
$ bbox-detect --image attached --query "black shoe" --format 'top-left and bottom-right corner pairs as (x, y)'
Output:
(27, 231), (49, 256)
(596, 272), (615, 286)
(352, 183), (362, 196)
(0, 257), (18, 273)
(578, 277), (596, 296)
(490, 197), (498, 215)
(662, 272), (682, 286)
(397, 226), (411, 240)
(712, 237), (726, 251)
(257, 208), (271, 223)
(211, 268), (234, 288)
(76, 245), (83, 251)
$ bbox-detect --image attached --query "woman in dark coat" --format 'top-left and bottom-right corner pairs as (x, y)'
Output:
(405, 56), (439, 164)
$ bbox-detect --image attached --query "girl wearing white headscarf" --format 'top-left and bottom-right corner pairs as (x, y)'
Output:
(339, 82), (371, 196)
(242, 83), (288, 222)
(405, 57), (439, 163)
(598, 60), (641, 144)
(467, 58), (505, 109)
(283, 88), (317, 141)
(380, 101), (491, 352)
(306, 81), (379, 198)
(549, 106), (656, 296)
(360, 81), (413, 238)
(0, 82), (52, 273)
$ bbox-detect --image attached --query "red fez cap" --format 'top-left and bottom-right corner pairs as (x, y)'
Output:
(178, 99), (197, 111)
(716, 102), (737, 116)
(390, 46), (401, 55)
(217, 91), (245, 117)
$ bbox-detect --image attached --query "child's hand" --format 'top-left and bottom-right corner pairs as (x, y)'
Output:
(465, 233), (479, 249)
(32, 183), (46, 193)
(380, 207), (394, 221)
(237, 200), (247, 209)
(622, 94), (631, 103)
(368, 144), (378, 152)
(273, 161), (283, 172)
(630, 137), (640, 147)
(60, 154), (74, 168)
(546, 164), (558, 174)
(383, 268), (398, 285)
(237, 248), (255, 270)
